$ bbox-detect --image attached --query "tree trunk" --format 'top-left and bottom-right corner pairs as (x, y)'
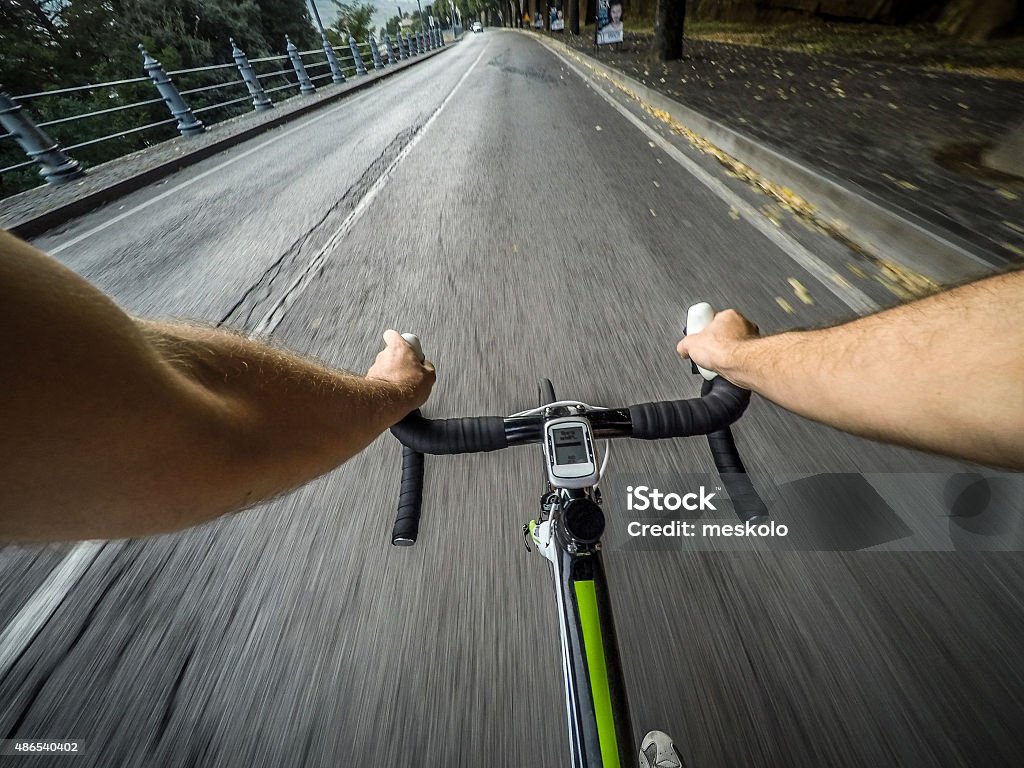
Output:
(653, 0), (685, 60)
(568, 0), (580, 33)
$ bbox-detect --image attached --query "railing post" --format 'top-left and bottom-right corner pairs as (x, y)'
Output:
(368, 36), (385, 70)
(418, 30), (427, 53)
(321, 33), (346, 83)
(231, 38), (274, 112)
(348, 36), (368, 76)
(0, 89), (83, 184)
(140, 44), (204, 137)
(286, 36), (316, 94)
(425, 27), (433, 50)
(406, 32), (416, 56)
(438, 26), (446, 46)
(384, 34), (398, 64)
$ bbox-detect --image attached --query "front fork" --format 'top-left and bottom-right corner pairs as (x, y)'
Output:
(527, 503), (636, 767)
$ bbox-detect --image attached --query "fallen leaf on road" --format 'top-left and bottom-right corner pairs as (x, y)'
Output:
(832, 275), (854, 290)
(775, 297), (795, 314)
(1000, 242), (1024, 258)
(847, 263), (868, 279)
(653, 180), (661, 188)
(788, 278), (814, 305)
(595, 125), (602, 131)
(649, 208), (657, 217)
(728, 207), (740, 220)
(897, 180), (920, 191)
(997, 189), (1018, 200)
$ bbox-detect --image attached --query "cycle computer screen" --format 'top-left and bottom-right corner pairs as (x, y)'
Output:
(552, 426), (588, 465)
(544, 417), (598, 488)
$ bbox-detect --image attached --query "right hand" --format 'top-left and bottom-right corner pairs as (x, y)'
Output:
(367, 329), (436, 412)
(677, 309), (760, 380)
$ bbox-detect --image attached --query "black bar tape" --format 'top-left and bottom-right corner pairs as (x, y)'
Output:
(706, 427), (769, 522)
(392, 446), (425, 545)
(390, 409), (508, 455)
(628, 377), (750, 439)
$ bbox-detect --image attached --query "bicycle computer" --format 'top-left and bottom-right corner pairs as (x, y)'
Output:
(543, 417), (598, 489)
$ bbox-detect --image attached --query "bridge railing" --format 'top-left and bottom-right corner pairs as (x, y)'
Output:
(0, 27), (446, 197)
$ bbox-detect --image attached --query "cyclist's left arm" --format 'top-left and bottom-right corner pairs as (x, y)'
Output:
(0, 230), (434, 542)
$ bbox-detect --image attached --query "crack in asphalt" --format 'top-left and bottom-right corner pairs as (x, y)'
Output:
(219, 125), (423, 332)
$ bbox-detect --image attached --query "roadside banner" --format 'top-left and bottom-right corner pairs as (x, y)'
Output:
(534, 13), (544, 28)
(596, 0), (623, 45)
(550, 4), (564, 31)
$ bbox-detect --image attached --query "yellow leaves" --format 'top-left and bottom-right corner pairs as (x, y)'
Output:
(831, 274), (854, 290)
(884, 173), (920, 191)
(847, 263), (868, 279)
(787, 277), (815, 305)
(996, 189), (1018, 201)
(1000, 242), (1024, 258)
(775, 297), (795, 314)
(877, 261), (938, 298)
(728, 206), (740, 220)
(760, 204), (783, 227)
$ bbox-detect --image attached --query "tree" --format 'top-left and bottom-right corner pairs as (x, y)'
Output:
(332, 1), (376, 41)
(653, 0), (685, 61)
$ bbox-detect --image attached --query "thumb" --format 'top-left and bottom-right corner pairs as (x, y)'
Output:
(676, 337), (690, 359)
(382, 328), (402, 348)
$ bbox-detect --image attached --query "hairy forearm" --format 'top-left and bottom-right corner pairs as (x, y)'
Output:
(1, 230), (415, 541)
(137, 320), (415, 511)
(724, 271), (1024, 469)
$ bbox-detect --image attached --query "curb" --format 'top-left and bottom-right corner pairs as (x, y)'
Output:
(529, 32), (996, 284)
(3, 43), (456, 239)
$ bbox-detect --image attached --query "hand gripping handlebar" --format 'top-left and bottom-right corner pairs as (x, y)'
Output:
(388, 306), (767, 545)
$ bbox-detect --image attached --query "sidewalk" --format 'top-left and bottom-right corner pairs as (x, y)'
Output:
(556, 31), (1024, 268)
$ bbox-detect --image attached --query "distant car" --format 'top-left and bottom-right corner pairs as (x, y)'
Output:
(472, 21), (483, 33)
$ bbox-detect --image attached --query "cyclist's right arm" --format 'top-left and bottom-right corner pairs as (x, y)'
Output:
(1, 230), (433, 542)
(678, 270), (1024, 470)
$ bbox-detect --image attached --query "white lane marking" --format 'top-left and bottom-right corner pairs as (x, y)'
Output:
(0, 542), (104, 681)
(254, 42), (491, 335)
(47, 49), (465, 257)
(0, 44), (490, 675)
(547, 45), (878, 315)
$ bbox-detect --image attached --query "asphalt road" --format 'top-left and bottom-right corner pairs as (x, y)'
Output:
(2, 30), (1023, 768)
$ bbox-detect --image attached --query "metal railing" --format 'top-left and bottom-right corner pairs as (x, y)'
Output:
(0, 27), (447, 194)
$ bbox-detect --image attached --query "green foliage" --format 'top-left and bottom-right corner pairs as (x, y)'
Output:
(1, 0), (318, 196)
(332, 1), (377, 41)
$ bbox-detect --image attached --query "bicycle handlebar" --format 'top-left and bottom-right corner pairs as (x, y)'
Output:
(389, 375), (767, 545)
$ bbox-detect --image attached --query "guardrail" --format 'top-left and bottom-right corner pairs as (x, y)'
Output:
(0, 26), (448, 192)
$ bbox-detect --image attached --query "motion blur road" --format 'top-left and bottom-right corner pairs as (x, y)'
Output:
(3, 30), (1023, 768)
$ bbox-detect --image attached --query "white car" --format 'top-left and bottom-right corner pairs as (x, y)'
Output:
(472, 21), (483, 33)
